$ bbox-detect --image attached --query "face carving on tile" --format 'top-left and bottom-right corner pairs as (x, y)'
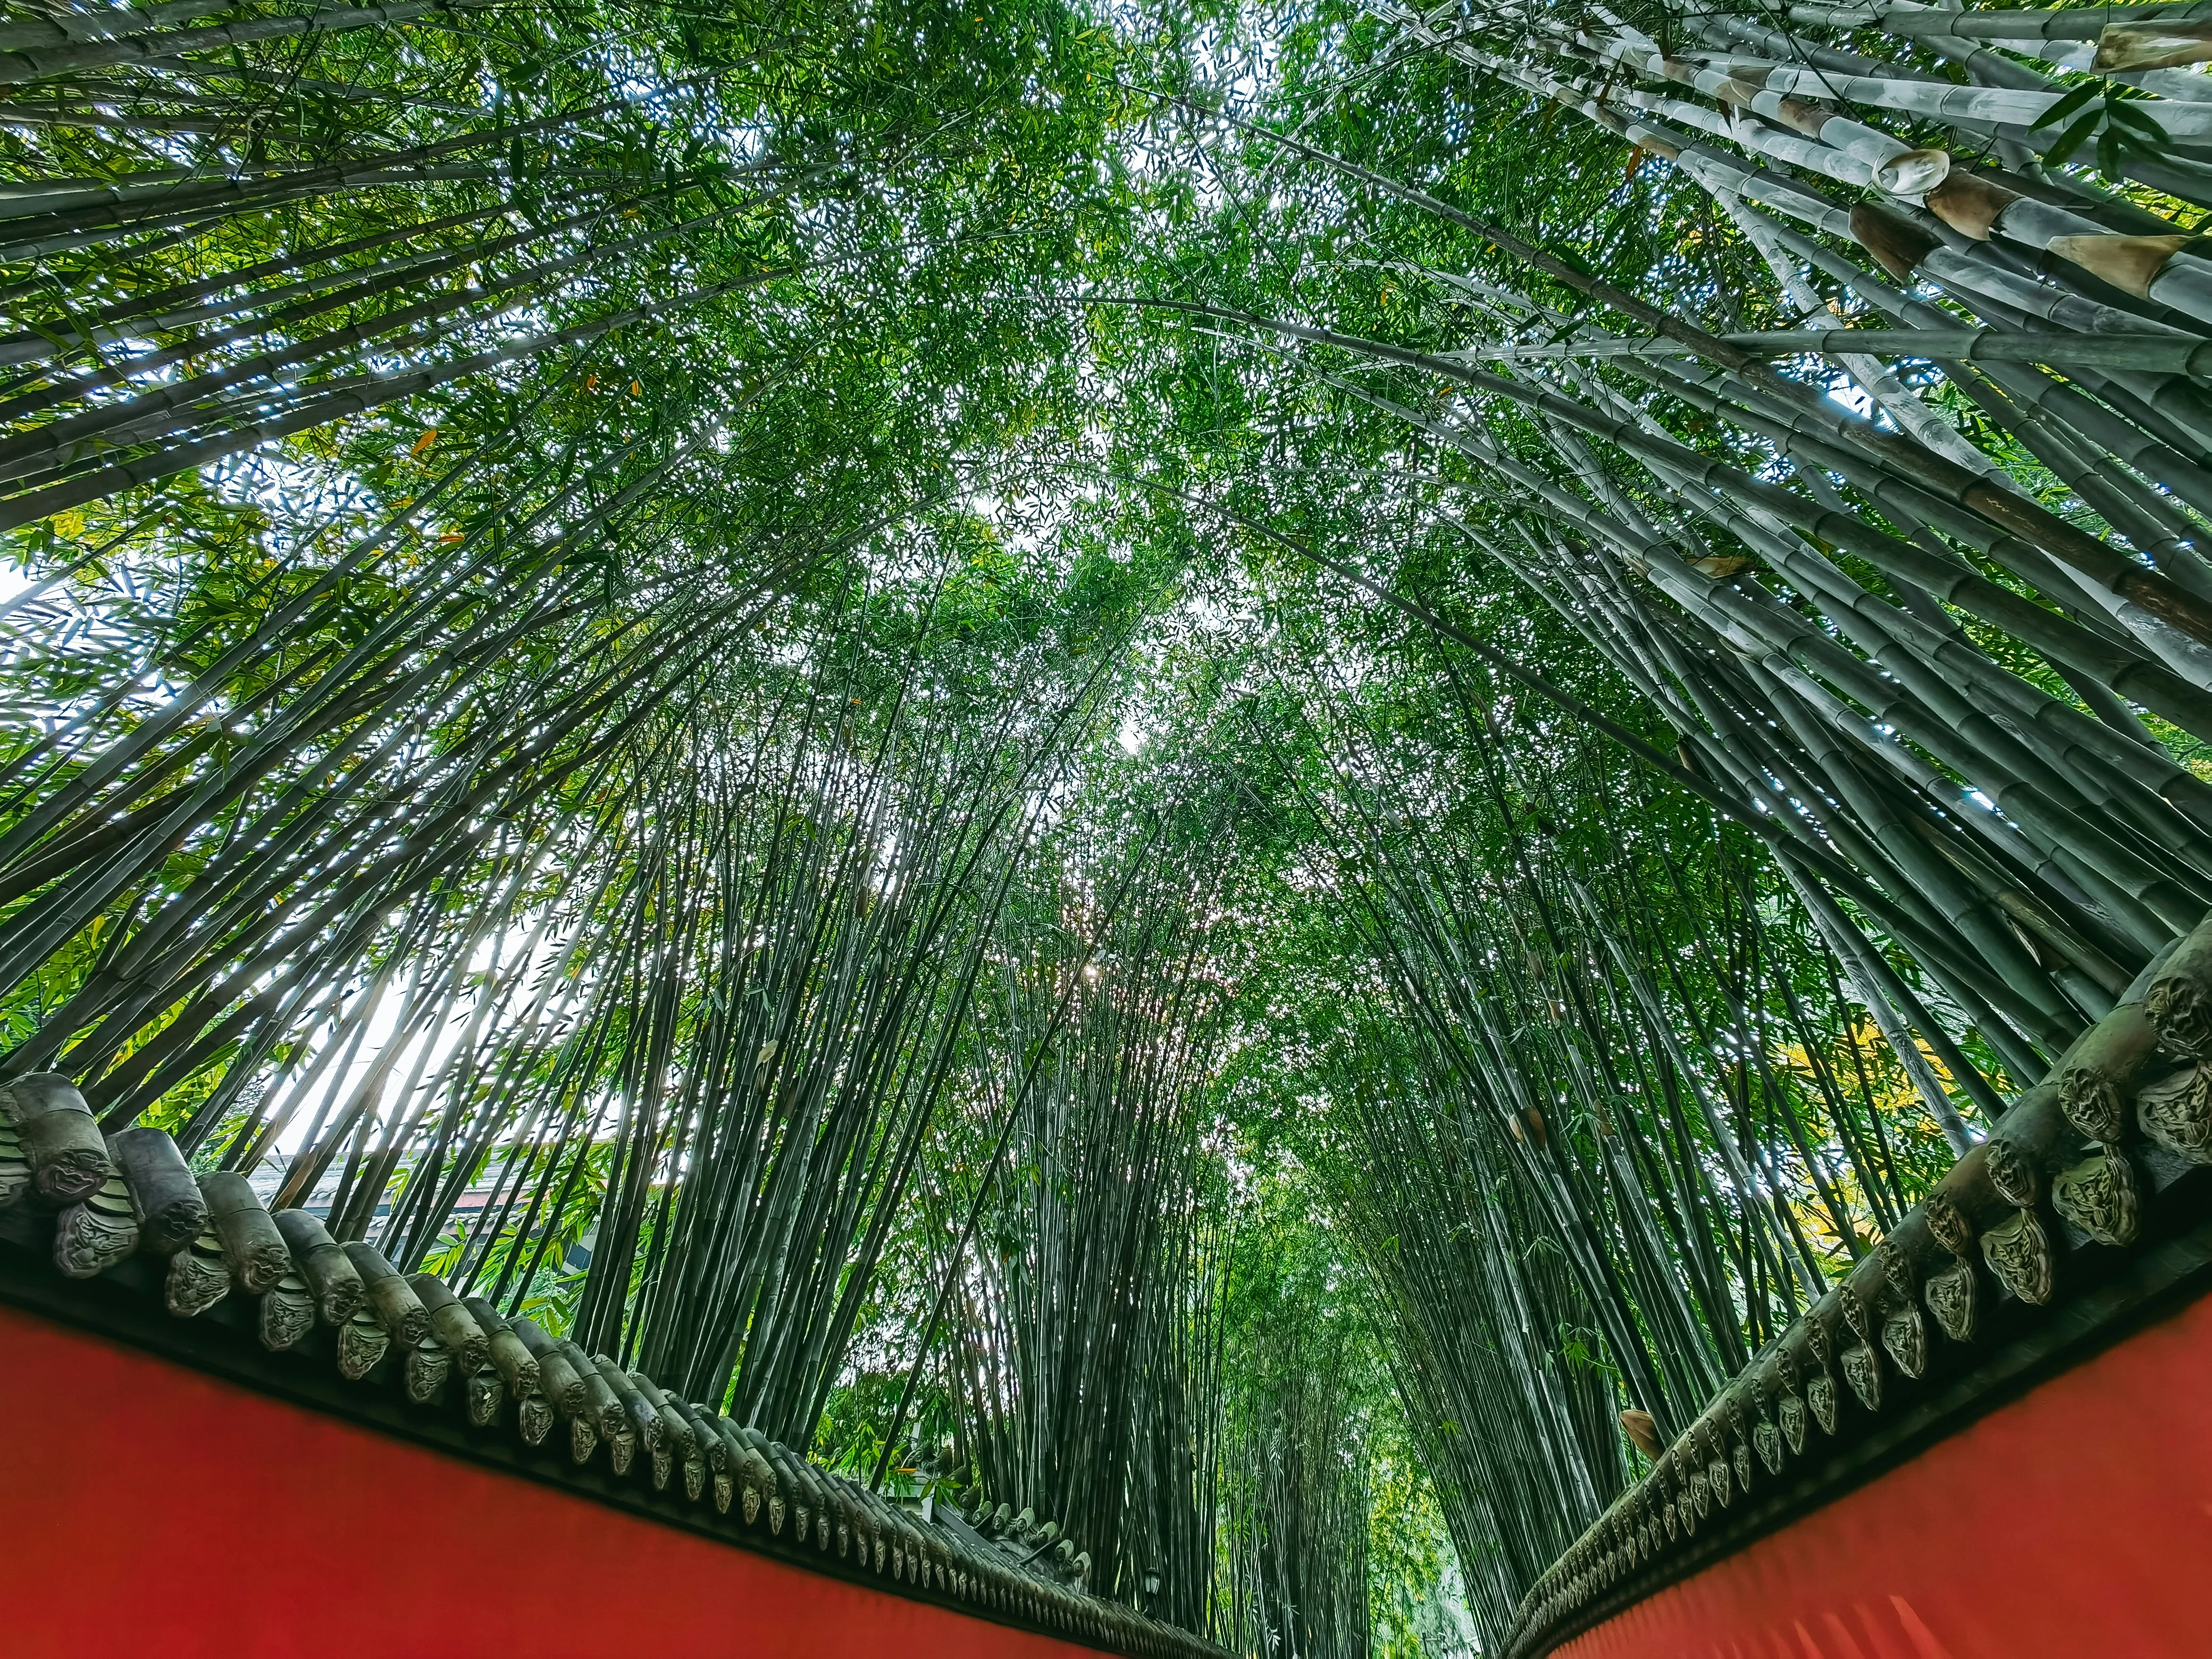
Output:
(1985, 1139), (2040, 1210)
(1881, 1303), (1927, 1379)
(2052, 1146), (2141, 1249)
(1778, 1393), (1807, 1457)
(1981, 1209), (2056, 1305)
(2137, 1065), (2212, 1162)
(53, 1171), (138, 1279)
(1841, 1342), (1883, 1413)
(258, 1272), (316, 1352)
(1924, 1256), (1977, 1343)
(2058, 1068), (2129, 1146)
(1753, 1419), (1783, 1475)
(1922, 1188), (1974, 1258)
(1806, 1372), (1839, 1437)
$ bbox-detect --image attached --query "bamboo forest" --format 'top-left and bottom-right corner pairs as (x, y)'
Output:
(13, 0), (2212, 1648)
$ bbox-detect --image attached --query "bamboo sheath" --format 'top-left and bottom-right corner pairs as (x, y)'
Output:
(1212, 84), (2212, 651)
(1292, 61), (2203, 725)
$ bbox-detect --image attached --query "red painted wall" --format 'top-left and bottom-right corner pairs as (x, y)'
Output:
(1560, 1289), (2212, 1659)
(0, 1302), (1102, 1659)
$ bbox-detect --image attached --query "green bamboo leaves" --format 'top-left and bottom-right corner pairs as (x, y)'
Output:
(2029, 79), (2172, 179)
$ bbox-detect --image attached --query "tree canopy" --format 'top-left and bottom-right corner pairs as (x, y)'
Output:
(10, 0), (2212, 1649)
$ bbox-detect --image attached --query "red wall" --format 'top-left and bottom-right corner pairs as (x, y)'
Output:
(0, 1302), (1102, 1659)
(1560, 1288), (2212, 1659)
(10, 1292), (2208, 1659)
